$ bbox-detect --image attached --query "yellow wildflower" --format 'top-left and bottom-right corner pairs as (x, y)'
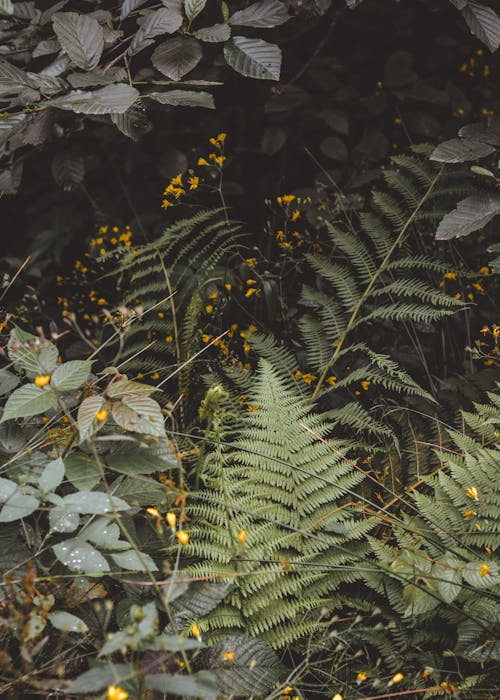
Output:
(327, 376), (337, 385)
(106, 686), (128, 700)
(34, 375), (51, 388)
(161, 199), (172, 209)
(95, 408), (109, 422)
(191, 624), (201, 639)
(170, 174), (183, 186)
(165, 335), (173, 343)
(466, 486), (479, 500)
(221, 650), (235, 661)
(464, 509), (475, 518)
(245, 288), (258, 298)
(198, 157), (209, 166)
(217, 132), (227, 142)
(205, 304), (214, 313)
(214, 155), (226, 165)
(201, 334), (212, 343)
(188, 176), (199, 190)
(332, 694), (343, 700)
(481, 325), (490, 335)
(480, 563), (491, 577)
(302, 373), (317, 385)
(237, 529), (247, 544)
(276, 230), (285, 241)
(479, 266), (490, 275)
(225, 283), (232, 292)
(151, 371), (160, 380)
(444, 272), (457, 280)
(391, 672), (404, 684)
(165, 512), (177, 528)
(247, 405), (259, 412)
(291, 210), (300, 222)
(357, 671), (367, 682)
(176, 530), (190, 546)
(361, 380), (371, 391)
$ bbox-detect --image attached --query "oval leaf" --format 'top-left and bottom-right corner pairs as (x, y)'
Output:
(53, 539), (110, 574)
(152, 36), (202, 81)
(52, 12), (104, 70)
(52, 360), (92, 391)
(436, 194), (500, 240)
(229, 0), (289, 28)
(224, 36), (281, 81)
(193, 23), (230, 42)
(148, 89), (214, 108)
(1, 385), (57, 421)
(49, 610), (89, 633)
(50, 84), (139, 114)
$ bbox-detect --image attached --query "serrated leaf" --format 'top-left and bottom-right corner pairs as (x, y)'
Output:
(144, 671), (219, 698)
(185, 0), (206, 23)
(229, 0), (289, 27)
(52, 360), (92, 391)
(459, 120), (500, 145)
(111, 549), (158, 571)
(121, 0), (148, 20)
(49, 505), (79, 533)
(64, 452), (101, 489)
(51, 152), (85, 192)
(209, 635), (284, 695)
(462, 561), (500, 588)
(430, 138), (495, 162)
(33, 39), (60, 57)
(0, 59), (30, 97)
(1, 385), (57, 421)
(80, 517), (129, 550)
(67, 71), (118, 88)
(39, 457), (65, 494)
(111, 103), (153, 140)
(106, 376), (158, 398)
(436, 194), (500, 240)
(121, 394), (165, 436)
(224, 36), (281, 81)
(77, 395), (106, 441)
(193, 23), (230, 42)
(49, 610), (89, 633)
(0, 113), (27, 144)
(462, 1), (500, 52)
(61, 491), (130, 514)
(53, 539), (110, 574)
(50, 84), (139, 114)
(112, 475), (165, 506)
(130, 7), (183, 54)
(402, 582), (439, 616)
(8, 327), (59, 375)
(52, 12), (104, 70)
(0, 370), (20, 396)
(152, 36), (202, 81)
(148, 89), (214, 108)
(434, 557), (462, 603)
(0, 485), (39, 522)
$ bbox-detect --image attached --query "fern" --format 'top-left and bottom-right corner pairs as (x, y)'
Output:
(185, 361), (371, 648)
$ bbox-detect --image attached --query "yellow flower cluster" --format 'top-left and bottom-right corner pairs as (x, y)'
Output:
(459, 48), (491, 78)
(198, 133), (227, 167)
(162, 172), (199, 210)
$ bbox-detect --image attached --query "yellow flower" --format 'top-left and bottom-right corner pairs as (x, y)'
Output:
(205, 304), (214, 313)
(444, 272), (457, 280)
(95, 408), (109, 422)
(151, 371), (160, 380)
(214, 155), (226, 165)
(481, 325), (490, 335)
(34, 375), (51, 388)
(201, 334), (212, 343)
(237, 529), (247, 544)
(276, 230), (285, 241)
(248, 324), (257, 333)
(291, 210), (300, 222)
(197, 157), (209, 166)
(176, 529), (190, 545)
(246, 257), (257, 267)
(165, 335), (173, 343)
(166, 512), (176, 528)
(302, 373), (317, 385)
(281, 241), (292, 250)
(327, 376), (337, 385)
(170, 174), (183, 186)
(479, 266), (490, 275)
(221, 650), (235, 661)
(464, 509), (475, 517)
(466, 486), (479, 500)
(492, 325), (500, 338)
(331, 694), (343, 700)
(191, 623), (201, 639)
(161, 199), (172, 209)
(245, 288), (258, 298)
(225, 283), (232, 292)
(280, 194), (295, 205)
(361, 380), (371, 391)
(107, 686), (128, 700)
(146, 507), (160, 518)
(391, 672), (404, 684)
(480, 563), (491, 577)
(188, 176), (199, 190)
(473, 282), (485, 294)
(217, 132), (227, 142)
(357, 671), (367, 681)
(247, 405), (259, 412)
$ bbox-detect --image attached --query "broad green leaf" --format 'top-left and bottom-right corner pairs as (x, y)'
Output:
(8, 328), (59, 375)
(64, 452), (101, 489)
(208, 635), (284, 696)
(229, 0), (289, 28)
(462, 1), (500, 52)
(51, 360), (92, 391)
(112, 475), (165, 506)
(52, 12), (104, 70)
(0, 113), (27, 143)
(185, 0), (206, 23)
(70, 664), (132, 693)
(130, 7), (183, 54)
(53, 539), (110, 573)
(152, 36), (202, 81)
(81, 517), (129, 550)
(49, 505), (79, 533)
(120, 394), (165, 436)
(434, 557), (463, 603)
(60, 491), (130, 514)
(224, 37), (281, 81)
(0, 370), (19, 396)
(67, 71), (118, 88)
(0, 485), (39, 522)
(430, 138), (495, 162)
(110, 549), (158, 571)
(0, 477), (17, 502)
(106, 449), (168, 476)
(402, 583), (439, 617)
(38, 457), (65, 494)
(459, 121), (500, 145)
(48, 610), (89, 633)
(462, 561), (500, 588)
(1, 385), (57, 421)
(193, 23), (230, 42)
(106, 376), (158, 398)
(50, 84), (139, 114)
(111, 103), (153, 140)
(144, 671), (219, 698)
(0, 59), (30, 97)
(148, 89), (215, 108)
(435, 194), (500, 240)
(121, 0), (148, 20)
(77, 395), (106, 442)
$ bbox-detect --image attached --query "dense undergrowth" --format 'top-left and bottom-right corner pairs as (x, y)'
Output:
(1, 1), (500, 699)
